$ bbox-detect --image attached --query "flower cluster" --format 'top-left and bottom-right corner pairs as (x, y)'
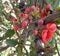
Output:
(12, 4), (57, 44)
(41, 23), (57, 44)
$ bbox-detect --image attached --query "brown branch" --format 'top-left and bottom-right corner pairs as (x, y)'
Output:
(44, 11), (60, 25)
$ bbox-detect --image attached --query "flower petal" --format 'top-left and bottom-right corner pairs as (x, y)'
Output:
(41, 29), (48, 44)
(46, 23), (57, 33)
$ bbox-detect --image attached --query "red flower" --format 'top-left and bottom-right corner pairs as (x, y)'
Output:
(13, 25), (19, 32)
(24, 14), (28, 19)
(40, 9), (47, 18)
(46, 4), (51, 11)
(41, 29), (48, 44)
(33, 30), (38, 35)
(41, 29), (53, 44)
(21, 20), (28, 29)
(41, 23), (57, 44)
(46, 23), (57, 33)
(24, 8), (30, 14)
(19, 13), (24, 18)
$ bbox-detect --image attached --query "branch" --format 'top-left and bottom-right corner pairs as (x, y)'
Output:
(55, 39), (60, 56)
(44, 11), (60, 25)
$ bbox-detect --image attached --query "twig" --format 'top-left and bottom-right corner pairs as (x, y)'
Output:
(55, 39), (60, 56)
(44, 11), (60, 25)
(23, 45), (29, 56)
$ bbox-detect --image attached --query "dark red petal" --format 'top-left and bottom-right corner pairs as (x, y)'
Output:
(40, 9), (46, 18)
(46, 31), (53, 41)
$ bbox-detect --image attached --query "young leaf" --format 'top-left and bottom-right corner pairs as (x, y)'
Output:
(0, 37), (3, 41)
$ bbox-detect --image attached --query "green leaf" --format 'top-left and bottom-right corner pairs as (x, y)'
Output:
(53, 0), (60, 9)
(55, 20), (60, 25)
(0, 29), (2, 32)
(5, 29), (15, 38)
(58, 45), (60, 51)
(0, 37), (3, 41)
(0, 11), (3, 16)
(6, 39), (18, 47)
(55, 7), (60, 11)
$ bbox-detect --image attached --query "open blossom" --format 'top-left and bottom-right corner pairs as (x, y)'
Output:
(41, 23), (57, 44)
(46, 23), (57, 33)
(41, 29), (53, 44)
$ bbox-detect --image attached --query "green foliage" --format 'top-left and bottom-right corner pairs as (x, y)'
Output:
(0, 0), (2, 2)
(0, 29), (2, 32)
(30, 45), (37, 56)
(53, 0), (60, 9)
(55, 20), (60, 25)
(30, 35), (37, 56)
(48, 37), (55, 48)
(0, 37), (3, 41)
(55, 7), (60, 11)
(6, 39), (18, 47)
(5, 29), (15, 38)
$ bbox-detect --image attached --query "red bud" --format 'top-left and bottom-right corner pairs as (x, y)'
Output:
(13, 25), (19, 32)
(46, 4), (51, 11)
(21, 20), (28, 29)
(33, 30), (38, 35)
